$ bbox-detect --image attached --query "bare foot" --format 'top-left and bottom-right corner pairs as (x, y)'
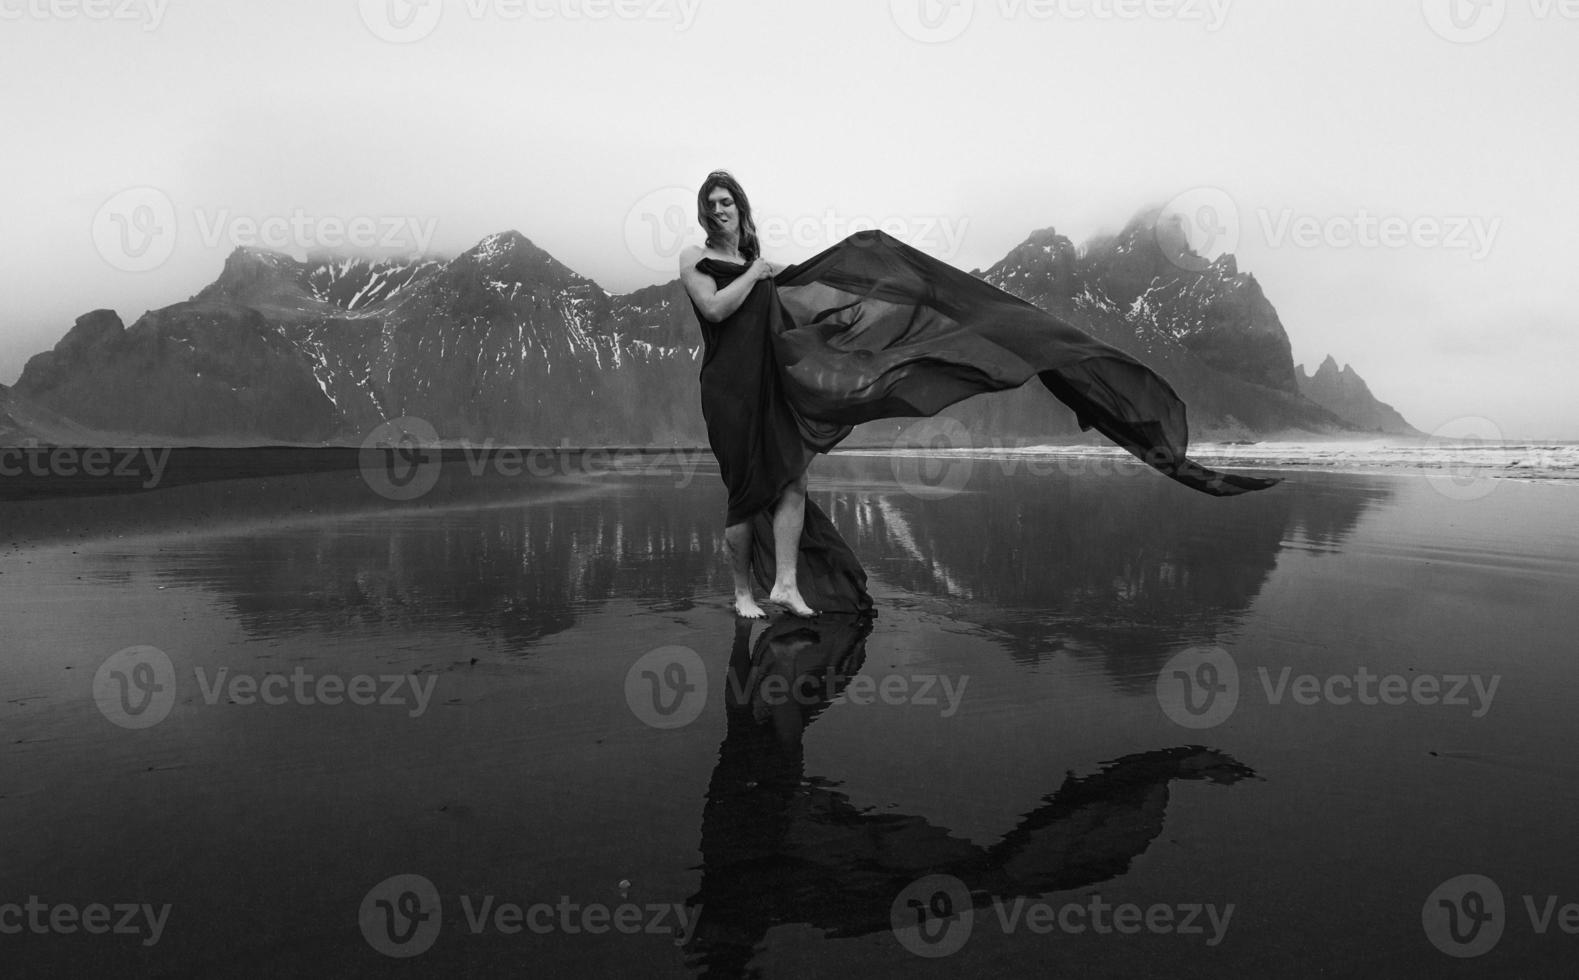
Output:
(734, 594), (767, 619)
(768, 584), (818, 617)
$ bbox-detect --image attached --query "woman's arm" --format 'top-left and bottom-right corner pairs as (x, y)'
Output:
(680, 247), (773, 323)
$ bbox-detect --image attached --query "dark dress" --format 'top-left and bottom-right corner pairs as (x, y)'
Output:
(692, 255), (874, 617)
(689, 231), (1280, 616)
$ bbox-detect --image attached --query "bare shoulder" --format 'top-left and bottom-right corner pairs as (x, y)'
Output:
(678, 243), (705, 273)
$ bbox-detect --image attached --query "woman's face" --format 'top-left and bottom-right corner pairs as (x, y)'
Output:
(707, 187), (738, 235)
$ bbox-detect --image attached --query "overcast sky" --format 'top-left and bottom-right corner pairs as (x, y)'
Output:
(2, 0), (1575, 438)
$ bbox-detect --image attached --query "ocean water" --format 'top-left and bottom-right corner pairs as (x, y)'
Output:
(2, 452), (1576, 976)
(873, 438), (1579, 486)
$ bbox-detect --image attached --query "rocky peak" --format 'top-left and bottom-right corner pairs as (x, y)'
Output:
(452, 231), (588, 289)
(193, 247), (312, 308)
(1296, 354), (1418, 435)
(58, 309), (127, 355)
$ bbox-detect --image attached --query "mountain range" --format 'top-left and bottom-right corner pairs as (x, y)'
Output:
(0, 207), (1418, 447)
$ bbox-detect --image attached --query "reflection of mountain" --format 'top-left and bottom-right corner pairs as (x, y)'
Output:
(122, 455), (1387, 678)
(684, 614), (1258, 976)
(819, 455), (1390, 677)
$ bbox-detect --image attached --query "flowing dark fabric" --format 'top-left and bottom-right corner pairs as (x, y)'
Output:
(689, 229), (1279, 615)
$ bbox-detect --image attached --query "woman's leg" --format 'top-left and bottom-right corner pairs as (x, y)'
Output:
(725, 519), (766, 618)
(767, 464), (817, 616)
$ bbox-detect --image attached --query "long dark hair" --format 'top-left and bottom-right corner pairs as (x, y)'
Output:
(697, 170), (760, 262)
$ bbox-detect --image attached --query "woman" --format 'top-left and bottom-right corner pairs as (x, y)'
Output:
(680, 171), (837, 619)
(680, 170), (1279, 621)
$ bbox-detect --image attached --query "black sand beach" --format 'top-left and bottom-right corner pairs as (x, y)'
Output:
(2, 450), (1575, 976)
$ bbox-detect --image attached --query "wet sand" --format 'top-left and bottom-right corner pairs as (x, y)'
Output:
(2, 451), (1576, 976)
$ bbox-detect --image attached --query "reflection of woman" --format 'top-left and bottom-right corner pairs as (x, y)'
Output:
(680, 169), (1280, 621)
(681, 613), (1259, 975)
